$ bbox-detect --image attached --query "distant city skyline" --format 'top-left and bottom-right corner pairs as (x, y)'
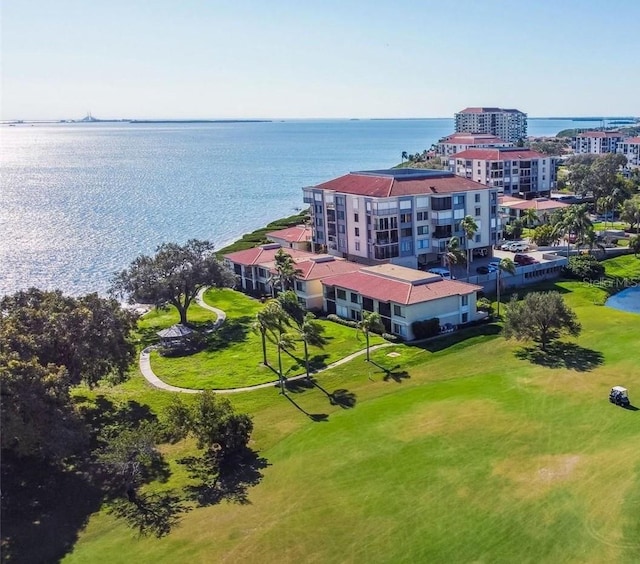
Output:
(3, 0), (639, 121)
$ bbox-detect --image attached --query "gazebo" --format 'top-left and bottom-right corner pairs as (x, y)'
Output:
(157, 323), (194, 349)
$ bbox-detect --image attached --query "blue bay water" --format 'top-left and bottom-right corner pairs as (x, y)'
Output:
(0, 118), (603, 296)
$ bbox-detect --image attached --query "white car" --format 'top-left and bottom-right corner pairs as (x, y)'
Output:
(427, 268), (453, 280)
(500, 241), (525, 251)
(508, 242), (529, 252)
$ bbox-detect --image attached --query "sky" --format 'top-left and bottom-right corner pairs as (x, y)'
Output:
(2, 0), (639, 120)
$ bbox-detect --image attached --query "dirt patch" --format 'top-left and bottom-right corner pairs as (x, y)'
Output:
(492, 453), (583, 498)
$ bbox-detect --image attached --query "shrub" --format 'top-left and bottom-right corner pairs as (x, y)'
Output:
(476, 297), (493, 316)
(411, 317), (440, 340)
(382, 333), (400, 342)
(563, 254), (605, 280)
(326, 314), (358, 328)
(531, 224), (556, 246)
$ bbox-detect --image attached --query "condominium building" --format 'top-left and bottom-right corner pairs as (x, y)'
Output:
(302, 169), (500, 271)
(572, 130), (624, 154)
(454, 107), (527, 143)
(321, 264), (483, 340)
(452, 147), (557, 198)
(436, 133), (513, 158)
(616, 136), (640, 169)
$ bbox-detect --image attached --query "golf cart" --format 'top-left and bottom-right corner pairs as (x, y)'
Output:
(609, 386), (630, 407)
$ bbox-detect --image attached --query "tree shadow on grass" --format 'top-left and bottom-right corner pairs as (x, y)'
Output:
(204, 316), (251, 351)
(411, 324), (502, 353)
(1, 453), (103, 564)
(306, 378), (357, 409)
(515, 341), (604, 371)
(369, 361), (411, 383)
(283, 393), (329, 422)
(181, 448), (270, 507)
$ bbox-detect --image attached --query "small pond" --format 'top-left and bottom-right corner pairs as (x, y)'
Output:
(605, 286), (640, 314)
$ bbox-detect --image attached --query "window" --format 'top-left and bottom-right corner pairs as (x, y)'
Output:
(400, 200), (412, 210)
(336, 289), (346, 300)
(355, 227), (360, 236)
(337, 210), (345, 220)
(417, 238), (430, 249)
(355, 241), (360, 251)
(454, 195), (464, 205)
(462, 312), (468, 323)
(350, 292), (359, 304)
(295, 280), (305, 292)
(393, 304), (404, 317)
(354, 212), (359, 222)
(401, 227), (412, 237)
(400, 241), (412, 252)
(417, 225), (429, 235)
(257, 267), (266, 277)
(416, 196), (429, 208)
(393, 323), (407, 337)
(475, 193), (481, 203)
(314, 193), (322, 201)
(461, 295), (468, 306)
(337, 305), (348, 318)
(475, 234), (481, 242)
(338, 224), (345, 233)
(475, 207), (481, 216)
(400, 213), (412, 223)
(432, 197), (452, 211)
(417, 211), (428, 221)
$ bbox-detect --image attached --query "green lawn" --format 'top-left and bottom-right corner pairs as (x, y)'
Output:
(60, 256), (640, 563)
(148, 288), (385, 389)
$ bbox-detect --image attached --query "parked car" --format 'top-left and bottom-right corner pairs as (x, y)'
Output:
(513, 253), (539, 266)
(427, 267), (453, 280)
(500, 241), (523, 251)
(476, 265), (490, 274)
(439, 322), (457, 334)
(508, 242), (529, 252)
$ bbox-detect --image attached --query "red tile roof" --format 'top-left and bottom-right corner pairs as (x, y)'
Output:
(457, 107), (523, 114)
(266, 225), (312, 243)
(313, 172), (491, 197)
(321, 270), (481, 305)
(453, 148), (548, 160)
(621, 136), (640, 144)
(576, 131), (623, 138)
(294, 257), (362, 281)
(224, 245), (314, 266)
(500, 198), (569, 211)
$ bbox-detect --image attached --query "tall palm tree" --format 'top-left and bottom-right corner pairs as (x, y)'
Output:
(461, 216), (478, 279)
(270, 249), (301, 296)
(297, 313), (327, 379)
(251, 300), (282, 366)
(552, 204), (592, 258)
(496, 257), (516, 318)
(357, 311), (383, 362)
(442, 236), (466, 276)
(577, 227), (606, 257)
(274, 332), (296, 394)
(522, 208), (538, 230)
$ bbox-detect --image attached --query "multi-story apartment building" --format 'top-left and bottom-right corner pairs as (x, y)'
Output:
(616, 136), (640, 169)
(436, 133), (513, 158)
(452, 147), (557, 198)
(302, 169), (499, 271)
(454, 107), (527, 143)
(572, 130), (624, 154)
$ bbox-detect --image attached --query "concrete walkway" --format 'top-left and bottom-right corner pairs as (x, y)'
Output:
(138, 290), (392, 394)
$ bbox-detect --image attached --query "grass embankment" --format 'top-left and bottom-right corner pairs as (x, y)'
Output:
(65, 256), (640, 563)
(217, 211), (309, 256)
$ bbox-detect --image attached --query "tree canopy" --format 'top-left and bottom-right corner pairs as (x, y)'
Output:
(504, 291), (581, 351)
(111, 239), (236, 325)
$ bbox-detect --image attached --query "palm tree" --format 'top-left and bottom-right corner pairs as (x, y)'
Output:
(522, 208), (538, 230)
(357, 311), (384, 362)
(401, 151), (408, 163)
(297, 313), (327, 379)
(269, 249), (301, 296)
(496, 257), (516, 318)
(274, 332), (296, 394)
(250, 301), (280, 366)
(552, 204), (592, 258)
(442, 236), (466, 276)
(577, 227), (606, 257)
(461, 216), (478, 279)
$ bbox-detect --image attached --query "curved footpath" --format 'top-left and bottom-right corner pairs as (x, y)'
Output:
(138, 288), (392, 394)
